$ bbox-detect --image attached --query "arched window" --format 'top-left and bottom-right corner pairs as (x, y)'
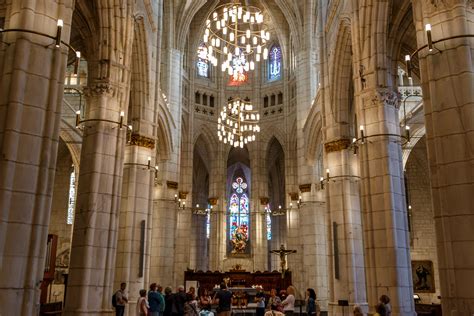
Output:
(268, 45), (282, 81)
(266, 212), (272, 240)
(67, 170), (76, 225)
(197, 43), (209, 78)
(228, 177), (250, 252)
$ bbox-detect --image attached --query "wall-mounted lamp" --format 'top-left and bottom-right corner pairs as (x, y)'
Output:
(75, 109), (127, 129)
(123, 157), (159, 178)
(0, 19), (81, 73)
(320, 168), (360, 189)
(425, 24), (433, 51)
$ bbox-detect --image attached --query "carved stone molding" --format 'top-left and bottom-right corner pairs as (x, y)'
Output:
(324, 138), (351, 153)
(208, 197), (218, 206)
(83, 82), (115, 97)
(178, 191), (188, 199)
(129, 133), (156, 149)
(260, 197), (269, 205)
(289, 192), (300, 201)
(299, 184), (311, 193)
(166, 181), (178, 189)
(363, 88), (400, 109)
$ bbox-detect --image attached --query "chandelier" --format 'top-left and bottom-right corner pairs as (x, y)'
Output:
(203, 1), (270, 79)
(218, 98), (260, 147)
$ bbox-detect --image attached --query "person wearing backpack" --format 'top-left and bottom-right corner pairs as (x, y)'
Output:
(113, 282), (129, 316)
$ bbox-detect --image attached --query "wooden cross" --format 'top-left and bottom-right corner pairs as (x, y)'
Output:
(269, 244), (297, 278)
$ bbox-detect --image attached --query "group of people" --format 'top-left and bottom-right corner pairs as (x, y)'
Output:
(114, 281), (390, 316)
(113, 282), (318, 316)
(352, 295), (392, 316)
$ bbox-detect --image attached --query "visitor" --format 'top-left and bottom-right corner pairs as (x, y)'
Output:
(213, 282), (233, 316)
(281, 286), (296, 316)
(149, 283), (161, 316)
(305, 288), (318, 316)
(267, 288), (282, 311)
(164, 287), (174, 316)
(255, 286), (266, 316)
(115, 282), (129, 316)
(173, 285), (187, 316)
(158, 285), (166, 316)
(137, 289), (149, 316)
(374, 303), (387, 316)
(379, 295), (392, 316)
(352, 305), (363, 316)
(198, 288), (212, 311)
(187, 287), (197, 300)
(184, 291), (199, 316)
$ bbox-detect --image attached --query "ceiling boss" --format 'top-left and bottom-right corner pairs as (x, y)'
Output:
(202, 1), (270, 80)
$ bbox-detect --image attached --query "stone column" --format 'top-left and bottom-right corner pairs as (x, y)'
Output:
(324, 146), (367, 314)
(150, 185), (178, 288)
(114, 142), (155, 314)
(0, 1), (73, 314)
(357, 88), (414, 314)
(64, 81), (130, 314)
(412, 1), (474, 314)
(298, 192), (329, 311)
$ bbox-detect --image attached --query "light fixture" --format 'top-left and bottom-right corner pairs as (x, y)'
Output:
(202, 1), (269, 77)
(55, 19), (63, 47)
(425, 24), (433, 51)
(405, 55), (412, 79)
(218, 97), (260, 146)
(76, 110), (127, 129)
(319, 168), (360, 189)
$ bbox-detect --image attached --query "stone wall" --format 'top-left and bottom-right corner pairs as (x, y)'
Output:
(48, 139), (74, 303)
(406, 136), (440, 304)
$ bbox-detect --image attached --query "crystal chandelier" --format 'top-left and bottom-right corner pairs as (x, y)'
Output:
(218, 98), (260, 147)
(203, 1), (270, 78)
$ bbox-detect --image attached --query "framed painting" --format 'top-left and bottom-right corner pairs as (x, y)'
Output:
(411, 260), (435, 293)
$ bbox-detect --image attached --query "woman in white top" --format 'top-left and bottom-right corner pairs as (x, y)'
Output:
(137, 289), (149, 316)
(281, 286), (296, 316)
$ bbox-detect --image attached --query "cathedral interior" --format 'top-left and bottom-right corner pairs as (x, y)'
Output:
(0, 0), (473, 315)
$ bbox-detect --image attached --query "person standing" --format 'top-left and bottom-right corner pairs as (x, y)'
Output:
(164, 287), (174, 316)
(379, 295), (392, 316)
(173, 286), (187, 316)
(158, 285), (166, 316)
(255, 286), (266, 316)
(198, 288), (212, 312)
(281, 286), (295, 316)
(137, 289), (149, 316)
(213, 283), (233, 316)
(115, 282), (129, 316)
(149, 283), (161, 316)
(305, 288), (318, 316)
(267, 288), (282, 311)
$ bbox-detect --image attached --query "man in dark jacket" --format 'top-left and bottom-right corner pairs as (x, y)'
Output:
(172, 285), (187, 316)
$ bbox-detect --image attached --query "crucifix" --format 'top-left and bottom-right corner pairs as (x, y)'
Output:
(269, 244), (297, 278)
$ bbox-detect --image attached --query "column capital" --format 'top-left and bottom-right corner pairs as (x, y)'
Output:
(324, 138), (351, 153)
(360, 88), (400, 109)
(83, 81), (115, 98)
(129, 133), (156, 149)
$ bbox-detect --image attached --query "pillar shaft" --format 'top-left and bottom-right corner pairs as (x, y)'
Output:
(0, 2), (72, 314)
(413, 1), (474, 314)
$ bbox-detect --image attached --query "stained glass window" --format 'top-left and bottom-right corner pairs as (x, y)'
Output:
(206, 208), (211, 239)
(197, 43), (209, 78)
(268, 45), (282, 81)
(266, 209), (272, 240)
(229, 177), (250, 246)
(67, 170), (76, 225)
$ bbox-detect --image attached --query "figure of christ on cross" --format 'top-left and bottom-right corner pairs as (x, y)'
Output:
(269, 244), (297, 278)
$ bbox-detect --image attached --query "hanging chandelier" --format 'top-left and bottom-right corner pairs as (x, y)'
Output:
(203, 1), (270, 79)
(218, 97), (260, 147)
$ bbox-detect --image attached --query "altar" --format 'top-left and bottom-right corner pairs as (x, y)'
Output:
(184, 270), (292, 293)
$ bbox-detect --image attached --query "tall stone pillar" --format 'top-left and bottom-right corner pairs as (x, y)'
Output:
(64, 81), (130, 315)
(298, 192), (329, 311)
(357, 88), (414, 314)
(114, 143), (155, 314)
(324, 147), (367, 314)
(0, 1), (73, 314)
(412, 1), (474, 314)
